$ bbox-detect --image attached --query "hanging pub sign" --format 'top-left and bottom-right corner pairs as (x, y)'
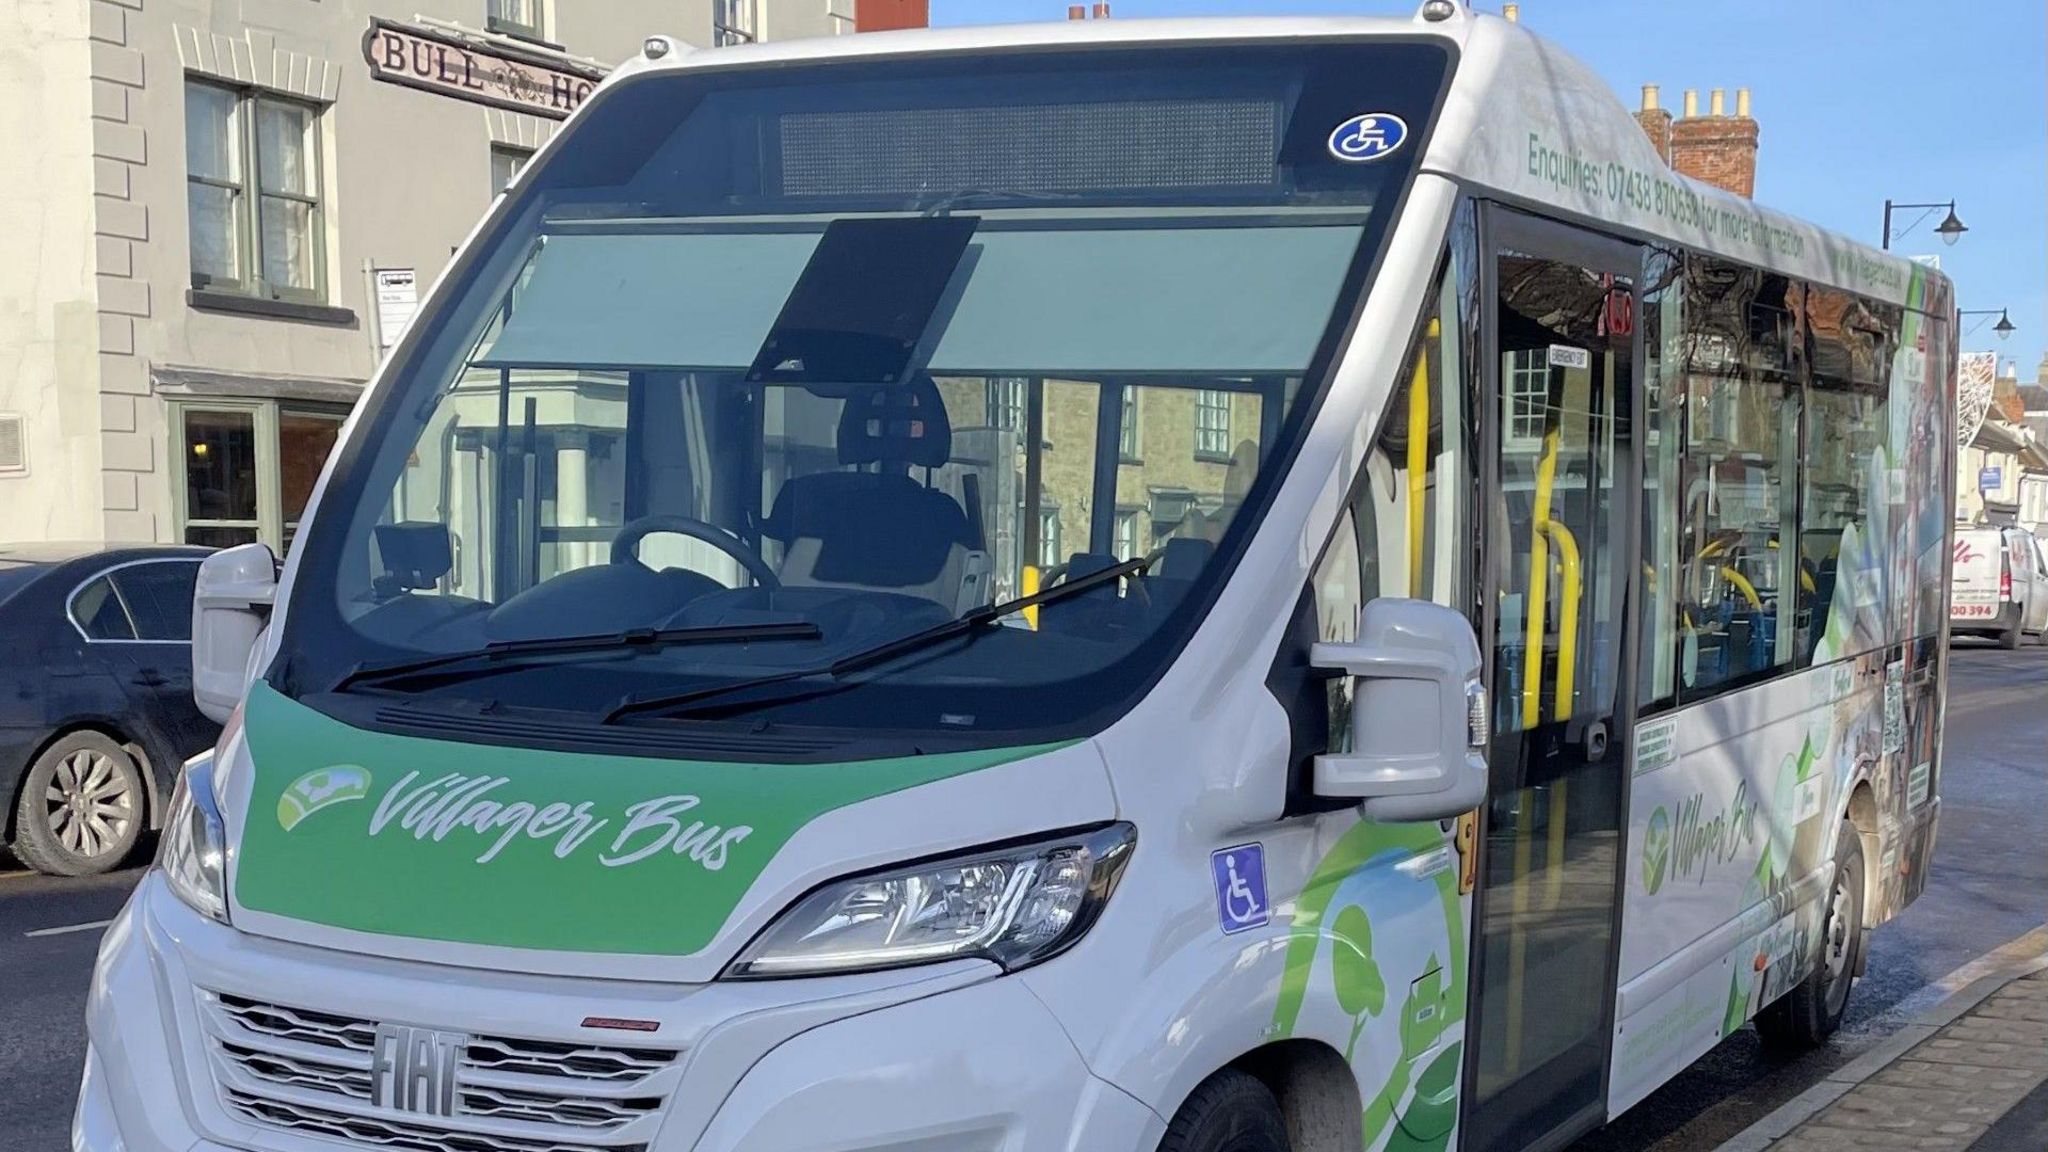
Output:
(362, 18), (606, 120)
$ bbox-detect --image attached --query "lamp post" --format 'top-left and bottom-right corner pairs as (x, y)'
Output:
(1959, 308), (2018, 341)
(1882, 199), (1967, 250)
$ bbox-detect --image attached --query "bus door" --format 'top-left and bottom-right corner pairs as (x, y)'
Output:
(1462, 209), (1643, 1152)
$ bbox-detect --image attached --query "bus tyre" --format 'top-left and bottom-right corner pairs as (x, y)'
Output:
(1756, 819), (1866, 1050)
(1158, 1068), (1290, 1152)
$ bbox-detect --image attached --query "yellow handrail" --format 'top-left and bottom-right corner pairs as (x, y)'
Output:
(1538, 519), (1581, 719)
(1407, 319), (1439, 597)
(1718, 566), (1764, 611)
(1520, 425), (1562, 730)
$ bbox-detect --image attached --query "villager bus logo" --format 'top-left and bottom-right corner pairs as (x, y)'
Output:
(1642, 806), (1672, 894)
(277, 767), (756, 871)
(277, 766), (373, 831)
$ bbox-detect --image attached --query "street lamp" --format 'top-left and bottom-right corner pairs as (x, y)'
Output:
(1882, 199), (1967, 250)
(1960, 308), (2017, 341)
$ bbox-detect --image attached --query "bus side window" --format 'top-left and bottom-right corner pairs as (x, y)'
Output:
(1309, 227), (1475, 749)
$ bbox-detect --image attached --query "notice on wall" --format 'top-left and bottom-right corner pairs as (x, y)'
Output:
(375, 268), (418, 351)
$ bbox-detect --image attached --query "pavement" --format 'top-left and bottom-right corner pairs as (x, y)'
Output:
(1719, 932), (2048, 1151)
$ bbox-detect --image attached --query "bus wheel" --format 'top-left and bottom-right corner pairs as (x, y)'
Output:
(1757, 819), (1866, 1050)
(1158, 1068), (1290, 1152)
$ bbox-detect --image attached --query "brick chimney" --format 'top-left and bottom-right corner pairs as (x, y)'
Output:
(1669, 86), (1759, 198)
(854, 0), (927, 30)
(1634, 85), (1672, 164)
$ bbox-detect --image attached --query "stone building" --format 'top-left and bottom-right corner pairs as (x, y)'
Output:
(0, 0), (849, 550)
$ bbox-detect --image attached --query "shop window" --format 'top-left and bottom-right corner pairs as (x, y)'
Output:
(185, 81), (327, 303)
(175, 401), (349, 556)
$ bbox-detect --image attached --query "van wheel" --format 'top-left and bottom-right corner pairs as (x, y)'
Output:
(11, 732), (146, 877)
(2000, 614), (2024, 649)
(1757, 819), (1865, 1050)
(1158, 1069), (1290, 1152)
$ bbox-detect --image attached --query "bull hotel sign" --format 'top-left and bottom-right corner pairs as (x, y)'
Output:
(363, 18), (607, 120)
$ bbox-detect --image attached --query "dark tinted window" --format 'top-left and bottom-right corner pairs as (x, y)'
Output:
(71, 576), (136, 641)
(112, 562), (200, 641)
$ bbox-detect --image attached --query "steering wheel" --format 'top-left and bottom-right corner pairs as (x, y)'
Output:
(610, 515), (781, 592)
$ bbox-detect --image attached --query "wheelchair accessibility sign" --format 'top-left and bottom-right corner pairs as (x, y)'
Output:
(1327, 112), (1409, 163)
(1211, 844), (1269, 934)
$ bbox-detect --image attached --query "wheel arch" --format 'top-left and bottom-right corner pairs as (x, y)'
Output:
(1233, 1040), (1365, 1152)
(1842, 778), (1881, 929)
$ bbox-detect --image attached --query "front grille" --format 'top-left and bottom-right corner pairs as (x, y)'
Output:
(224, 1091), (640, 1152)
(201, 992), (678, 1152)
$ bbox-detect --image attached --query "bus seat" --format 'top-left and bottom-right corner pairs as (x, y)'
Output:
(763, 378), (986, 609)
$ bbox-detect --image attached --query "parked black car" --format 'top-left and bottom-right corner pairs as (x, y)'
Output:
(0, 543), (220, 876)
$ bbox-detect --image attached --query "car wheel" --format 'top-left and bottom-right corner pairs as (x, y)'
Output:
(1757, 819), (1866, 1050)
(1158, 1069), (1290, 1152)
(11, 732), (146, 877)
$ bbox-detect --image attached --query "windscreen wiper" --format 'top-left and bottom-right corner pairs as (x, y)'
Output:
(602, 556), (1153, 725)
(332, 622), (824, 694)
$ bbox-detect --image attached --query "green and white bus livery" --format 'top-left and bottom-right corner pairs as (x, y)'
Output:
(84, 6), (1955, 1152)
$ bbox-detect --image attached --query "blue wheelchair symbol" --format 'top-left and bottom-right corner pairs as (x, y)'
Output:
(1327, 113), (1410, 163)
(1211, 844), (1269, 934)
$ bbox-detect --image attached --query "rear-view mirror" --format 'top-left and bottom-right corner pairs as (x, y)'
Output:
(1311, 598), (1487, 823)
(193, 544), (277, 724)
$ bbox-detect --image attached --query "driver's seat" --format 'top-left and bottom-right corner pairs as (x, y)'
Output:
(761, 379), (988, 611)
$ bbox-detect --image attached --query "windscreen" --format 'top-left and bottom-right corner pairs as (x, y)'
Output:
(276, 40), (1450, 751)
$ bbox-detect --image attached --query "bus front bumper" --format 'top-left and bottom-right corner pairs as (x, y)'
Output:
(77, 874), (1164, 1152)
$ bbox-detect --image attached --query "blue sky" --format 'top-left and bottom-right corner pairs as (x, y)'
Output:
(933, 0), (2047, 378)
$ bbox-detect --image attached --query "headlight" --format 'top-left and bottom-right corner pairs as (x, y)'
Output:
(158, 754), (230, 924)
(728, 824), (1134, 979)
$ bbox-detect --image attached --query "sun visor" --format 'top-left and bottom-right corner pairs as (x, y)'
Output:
(479, 222), (1362, 376)
(477, 231), (822, 372)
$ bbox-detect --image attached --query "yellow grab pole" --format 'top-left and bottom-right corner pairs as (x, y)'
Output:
(1407, 319), (1439, 597)
(1543, 520), (1581, 720)
(1022, 565), (1041, 630)
(1520, 426), (1562, 730)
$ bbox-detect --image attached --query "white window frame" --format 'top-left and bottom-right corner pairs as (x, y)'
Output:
(1505, 349), (1548, 451)
(1195, 389), (1232, 460)
(185, 79), (328, 304)
(487, 0), (546, 41)
(714, 0), (760, 45)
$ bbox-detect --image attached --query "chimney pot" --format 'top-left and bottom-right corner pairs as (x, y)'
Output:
(1683, 89), (1699, 118)
(1736, 87), (1752, 118)
(1503, 3), (1519, 21)
(1641, 84), (1660, 112)
(1709, 88), (1726, 117)
(1068, 4), (1085, 17)
(1092, 1), (1109, 15)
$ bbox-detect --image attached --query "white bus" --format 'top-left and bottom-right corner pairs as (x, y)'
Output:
(86, 7), (1954, 1152)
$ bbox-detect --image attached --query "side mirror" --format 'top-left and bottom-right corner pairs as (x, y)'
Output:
(1311, 598), (1487, 823)
(193, 544), (278, 724)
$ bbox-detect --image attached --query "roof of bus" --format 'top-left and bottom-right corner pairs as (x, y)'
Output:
(613, 7), (1944, 311)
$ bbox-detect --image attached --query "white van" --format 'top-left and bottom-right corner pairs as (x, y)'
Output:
(82, 8), (1952, 1152)
(1950, 526), (2048, 647)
